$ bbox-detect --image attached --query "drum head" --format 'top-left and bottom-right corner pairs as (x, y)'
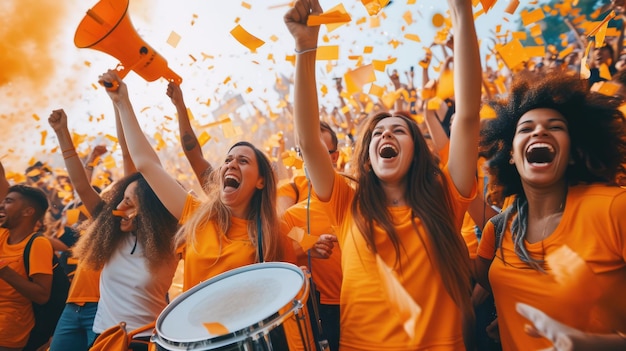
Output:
(156, 262), (305, 347)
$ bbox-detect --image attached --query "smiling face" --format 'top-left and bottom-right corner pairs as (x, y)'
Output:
(0, 192), (28, 229)
(368, 116), (415, 185)
(220, 145), (265, 217)
(116, 181), (139, 233)
(512, 108), (570, 189)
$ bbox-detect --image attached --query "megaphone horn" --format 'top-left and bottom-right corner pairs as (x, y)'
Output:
(74, 0), (182, 90)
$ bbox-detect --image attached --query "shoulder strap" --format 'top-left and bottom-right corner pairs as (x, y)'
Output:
(488, 202), (517, 252)
(489, 213), (506, 252)
(23, 233), (41, 280)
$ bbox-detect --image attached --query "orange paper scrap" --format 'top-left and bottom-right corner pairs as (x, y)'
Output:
(496, 39), (529, 70)
(361, 0), (390, 16)
(316, 46), (340, 61)
(230, 24), (265, 53)
(505, 0), (520, 14)
(307, 5), (352, 28)
(520, 8), (545, 27)
(287, 227), (319, 252)
(167, 31), (181, 48)
(545, 245), (602, 301)
(590, 81), (620, 96)
(404, 34), (421, 42)
(65, 209), (81, 226)
(343, 64), (376, 94)
(480, 0), (497, 13)
(376, 255), (421, 341)
(203, 322), (229, 335)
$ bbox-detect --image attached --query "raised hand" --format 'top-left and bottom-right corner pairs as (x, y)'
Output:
(98, 70), (129, 104)
(48, 109), (68, 132)
(284, 0), (323, 51)
(166, 81), (184, 107)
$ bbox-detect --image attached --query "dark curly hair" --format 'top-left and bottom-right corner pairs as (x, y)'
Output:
(73, 173), (178, 272)
(480, 71), (626, 204)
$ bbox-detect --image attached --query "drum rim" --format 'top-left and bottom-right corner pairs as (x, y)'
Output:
(154, 262), (309, 349)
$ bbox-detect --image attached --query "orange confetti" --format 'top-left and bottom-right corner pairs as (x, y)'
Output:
(307, 6), (351, 27)
(32, 114), (40, 121)
(505, 0), (520, 14)
(376, 254), (421, 341)
(496, 39), (529, 70)
(204, 322), (229, 336)
(361, 0), (390, 16)
(404, 34), (421, 42)
(480, 0), (497, 12)
(520, 8), (545, 27)
(402, 10), (413, 25)
(230, 24), (265, 53)
(241, 1), (251, 9)
(166, 31), (181, 48)
(316, 46), (339, 61)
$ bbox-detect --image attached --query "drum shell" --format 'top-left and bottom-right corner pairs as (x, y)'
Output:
(153, 262), (315, 351)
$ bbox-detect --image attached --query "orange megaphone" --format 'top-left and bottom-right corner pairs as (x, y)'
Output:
(74, 0), (182, 90)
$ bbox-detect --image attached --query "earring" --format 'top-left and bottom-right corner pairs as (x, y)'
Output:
(509, 157), (515, 165)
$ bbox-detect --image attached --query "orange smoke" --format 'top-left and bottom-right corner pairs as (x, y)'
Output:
(0, 0), (70, 87)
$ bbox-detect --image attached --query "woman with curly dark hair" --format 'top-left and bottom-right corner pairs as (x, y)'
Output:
(49, 109), (178, 351)
(475, 71), (626, 350)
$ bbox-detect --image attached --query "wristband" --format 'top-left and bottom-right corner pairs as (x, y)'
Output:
(295, 47), (317, 55)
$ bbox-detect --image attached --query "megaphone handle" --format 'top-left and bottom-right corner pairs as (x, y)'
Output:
(166, 69), (183, 84)
(99, 63), (129, 91)
(101, 80), (119, 91)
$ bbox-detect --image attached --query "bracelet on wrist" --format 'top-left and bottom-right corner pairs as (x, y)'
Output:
(63, 152), (78, 160)
(295, 47), (317, 55)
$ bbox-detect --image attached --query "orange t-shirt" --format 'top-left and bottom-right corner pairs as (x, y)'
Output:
(280, 197), (343, 305)
(477, 184), (626, 350)
(0, 231), (53, 348)
(277, 174), (311, 204)
(327, 169), (474, 350)
(66, 263), (101, 304)
(179, 195), (296, 291)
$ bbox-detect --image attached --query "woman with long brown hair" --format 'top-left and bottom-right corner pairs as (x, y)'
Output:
(285, 0), (481, 349)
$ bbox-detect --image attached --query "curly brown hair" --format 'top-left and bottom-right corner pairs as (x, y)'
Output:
(480, 71), (626, 204)
(72, 173), (178, 272)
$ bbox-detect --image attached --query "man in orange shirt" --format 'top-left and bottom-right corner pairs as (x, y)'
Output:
(0, 184), (53, 351)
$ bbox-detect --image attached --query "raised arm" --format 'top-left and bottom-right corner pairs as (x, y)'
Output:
(49, 109), (102, 215)
(167, 82), (212, 186)
(285, 0), (335, 201)
(114, 104), (137, 176)
(83, 144), (108, 182)
(100, 71), (188, 219)
(446, 0), (481, 197)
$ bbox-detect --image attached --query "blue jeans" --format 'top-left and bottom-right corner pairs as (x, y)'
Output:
(49, 302), (98, 351)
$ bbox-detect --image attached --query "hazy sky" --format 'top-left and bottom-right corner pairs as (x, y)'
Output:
(0, 0), (520, 172)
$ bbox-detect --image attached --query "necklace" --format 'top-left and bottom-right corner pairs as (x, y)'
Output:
(392, 199), (399, 205)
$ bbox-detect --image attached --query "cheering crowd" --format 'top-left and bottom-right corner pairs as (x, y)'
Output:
(1, 0), (626, 350)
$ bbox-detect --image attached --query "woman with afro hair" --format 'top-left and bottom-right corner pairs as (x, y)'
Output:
(475, 71), (626, 350)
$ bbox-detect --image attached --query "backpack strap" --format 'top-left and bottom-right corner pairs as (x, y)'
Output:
(488, 204), (515, 252)
(22, 232), (41, 280)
